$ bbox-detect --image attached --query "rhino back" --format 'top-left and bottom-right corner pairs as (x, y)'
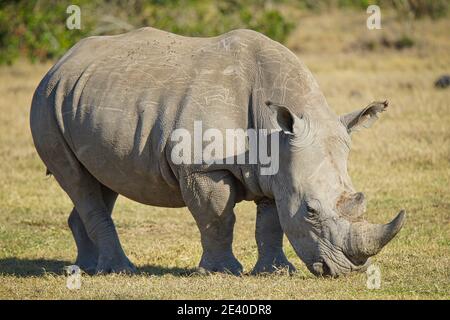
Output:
(33, 28), (269, 206)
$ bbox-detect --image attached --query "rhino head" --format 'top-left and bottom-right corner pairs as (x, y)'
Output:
(265, 100), (405, 277)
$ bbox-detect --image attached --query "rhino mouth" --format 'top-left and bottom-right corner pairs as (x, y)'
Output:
(312, 255), (370, 277)
(344, 251), (371, 267)
(310, 238), (371, 277)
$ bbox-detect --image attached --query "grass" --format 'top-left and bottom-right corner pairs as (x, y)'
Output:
(0, 11), (449, 299)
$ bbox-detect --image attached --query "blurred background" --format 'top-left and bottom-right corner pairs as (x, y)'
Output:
(0, 0), (448, 299)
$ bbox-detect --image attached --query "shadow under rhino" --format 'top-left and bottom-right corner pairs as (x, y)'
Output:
(0, 258), (195, 277)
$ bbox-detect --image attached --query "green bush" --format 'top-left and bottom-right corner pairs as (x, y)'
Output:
(0, 0), (447, 65)
(0, 0), (296, 65)
(0, 1), (92, 64)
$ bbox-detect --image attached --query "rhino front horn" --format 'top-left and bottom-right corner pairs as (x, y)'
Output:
(349, 210), (406, 258)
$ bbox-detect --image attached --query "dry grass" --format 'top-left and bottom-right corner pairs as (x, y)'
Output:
(0, 12), (449, 299)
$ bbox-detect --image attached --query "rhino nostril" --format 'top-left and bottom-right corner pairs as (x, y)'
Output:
(354, 192), (364, 202)
(312, 261), (332, 277)
(322, 261), (332, 276)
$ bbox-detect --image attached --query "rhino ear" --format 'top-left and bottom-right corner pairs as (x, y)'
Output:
(265, 100), (301, 135)
(340, 101), (388, 133)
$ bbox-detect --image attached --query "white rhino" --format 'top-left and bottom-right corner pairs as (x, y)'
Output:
(30, 27), (405, 276)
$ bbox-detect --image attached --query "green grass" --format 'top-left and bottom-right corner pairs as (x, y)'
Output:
(0, 12), (449, 299)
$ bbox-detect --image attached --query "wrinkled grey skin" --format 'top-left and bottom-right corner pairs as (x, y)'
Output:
(30, 28), (405, 276)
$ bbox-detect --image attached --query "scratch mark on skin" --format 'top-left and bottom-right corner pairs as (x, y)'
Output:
(223, 65), (238, 76)
(307, 159), (326, 181)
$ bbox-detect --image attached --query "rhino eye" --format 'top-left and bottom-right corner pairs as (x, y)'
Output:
(306, 203), (318, 214)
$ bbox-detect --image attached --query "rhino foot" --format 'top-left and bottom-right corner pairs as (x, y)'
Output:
(252, 253), (296, 275)
(96, 254), (137, 274)
(75, 256), (98, 275)
(198, 253), (243, 276)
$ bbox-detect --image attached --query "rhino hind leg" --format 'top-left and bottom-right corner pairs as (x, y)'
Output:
(56, 167), (134, 274)
(32, 117), (135, 274)
(68, 185), (118, 274)
(180, 171), (243, 275)
(68, 208), (98, 274)
(56, 168), (134, 274)
(251, 199), (296, 275)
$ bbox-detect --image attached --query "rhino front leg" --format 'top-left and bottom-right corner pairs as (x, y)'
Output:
(180, 171), (243, 275)
(252, 199), (296, 275)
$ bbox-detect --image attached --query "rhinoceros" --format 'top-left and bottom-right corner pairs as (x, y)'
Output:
(30, 27), (405, 276)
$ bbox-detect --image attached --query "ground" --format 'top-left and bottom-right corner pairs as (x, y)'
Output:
(0, 12), (449, 299)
